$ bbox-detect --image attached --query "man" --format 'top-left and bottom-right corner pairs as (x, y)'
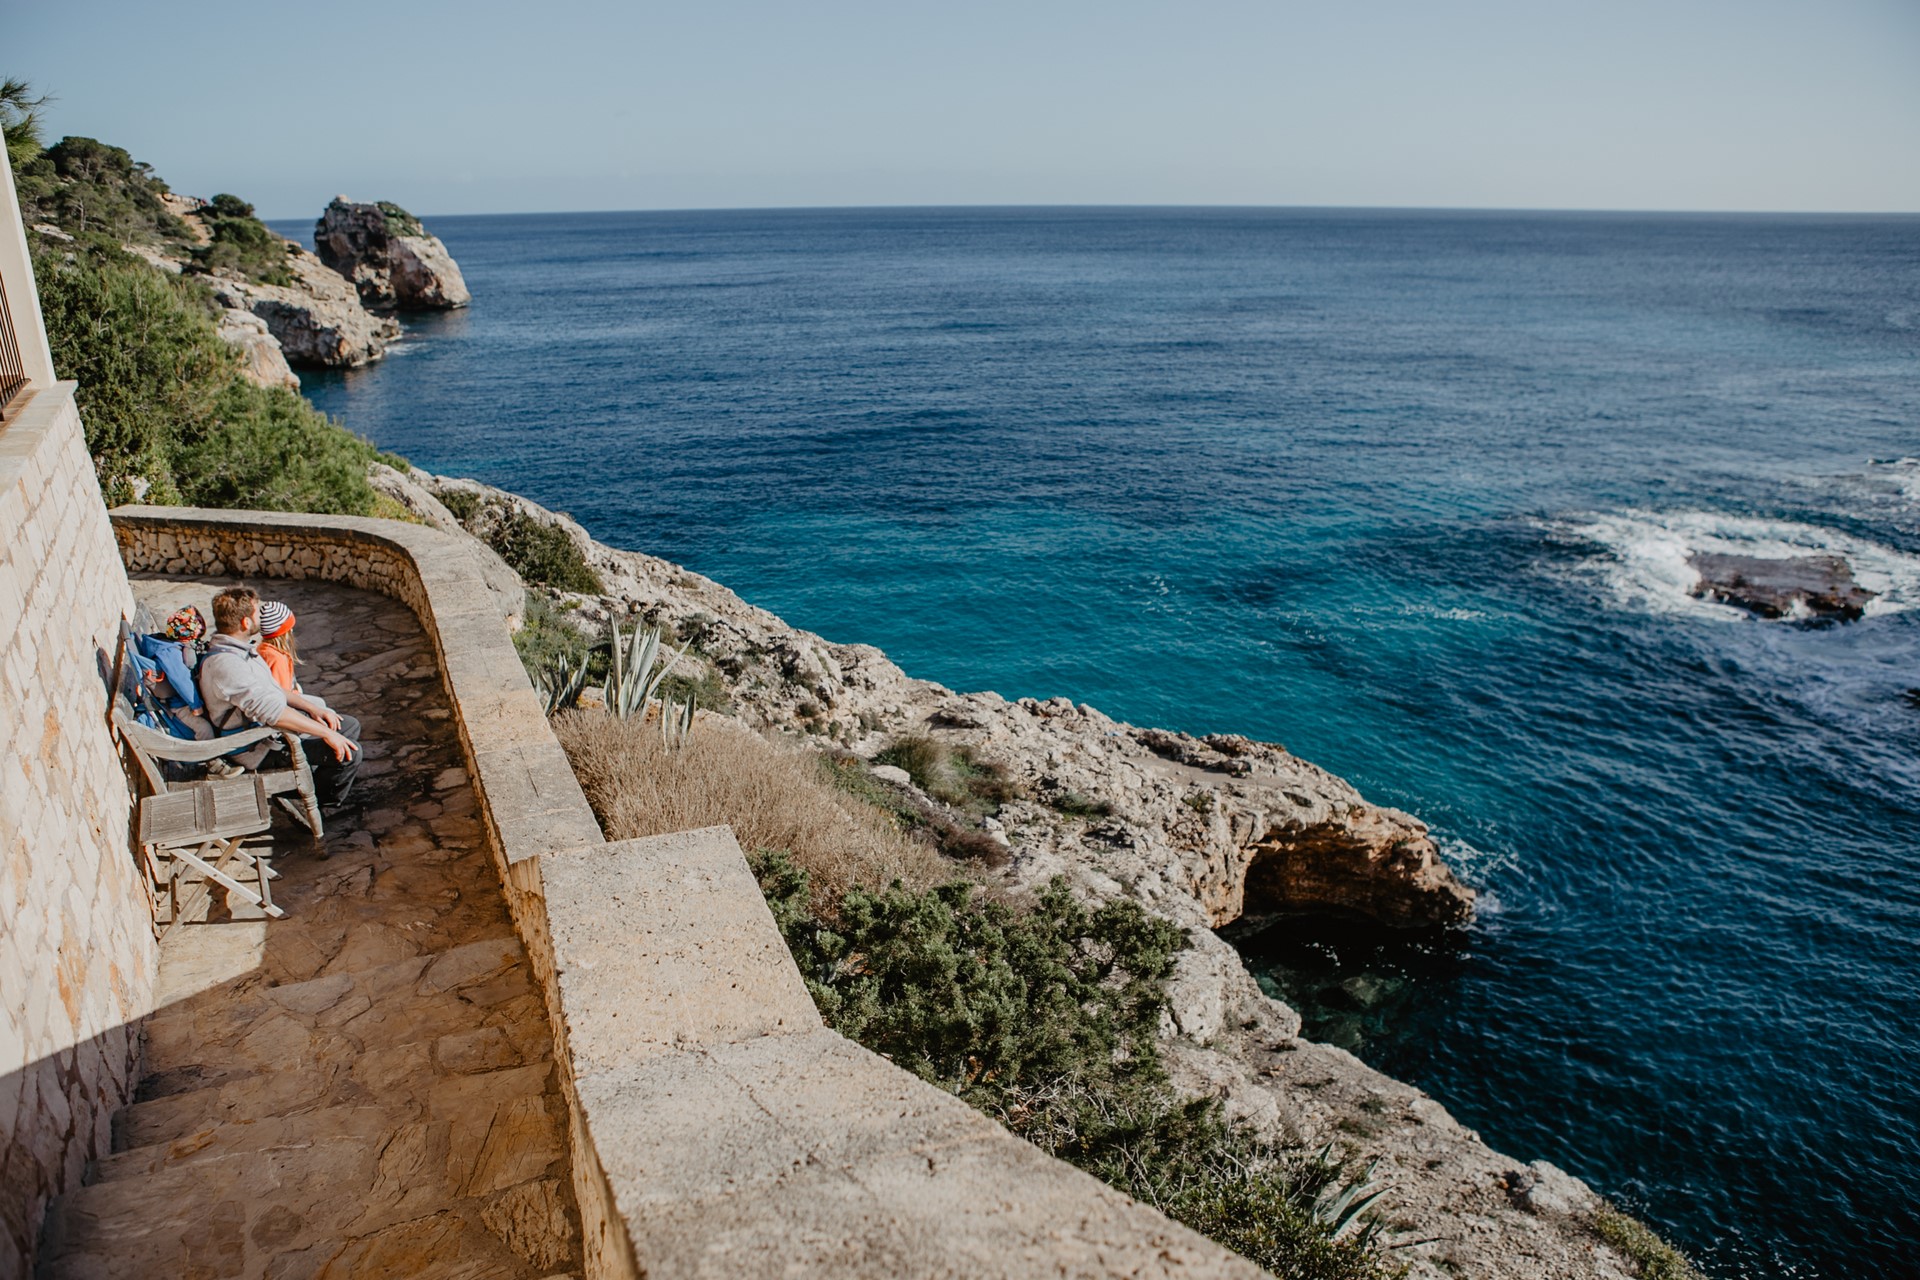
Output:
(198, 585), (362, 810)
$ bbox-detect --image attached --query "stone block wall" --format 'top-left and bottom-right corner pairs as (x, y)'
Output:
(0, 386), (150, 1274)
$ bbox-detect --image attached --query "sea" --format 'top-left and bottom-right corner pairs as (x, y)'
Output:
(275, 207), (1920, 1279)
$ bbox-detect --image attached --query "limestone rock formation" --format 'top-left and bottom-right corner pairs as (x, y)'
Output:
(315, 197), (470, 312)
(214, 309), (299, 391)
(1689, 551), (1876, 621)
(208, 245), (399, 369)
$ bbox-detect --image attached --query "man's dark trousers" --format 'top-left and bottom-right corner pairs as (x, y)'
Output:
(298, 713), (362, 809)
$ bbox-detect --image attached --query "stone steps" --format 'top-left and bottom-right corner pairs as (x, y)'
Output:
(37, 933), (573, 1278)
(37, 1131), (544, 1280)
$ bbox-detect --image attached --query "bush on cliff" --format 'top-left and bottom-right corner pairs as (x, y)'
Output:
(485, 510), (604, 593)
(752, 852), (1400, 1280)
(32, 241), (392, 513)
(192, 193), (296, 286)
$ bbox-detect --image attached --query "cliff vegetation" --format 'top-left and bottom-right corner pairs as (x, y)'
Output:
(4, 79), (396, 513)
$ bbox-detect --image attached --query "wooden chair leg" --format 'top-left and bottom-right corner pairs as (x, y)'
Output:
(281, 731), (325, 839)
(168, 837), (285, 923)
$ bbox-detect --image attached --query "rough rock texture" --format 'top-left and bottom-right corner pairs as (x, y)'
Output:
(316, 197), (471, 312)
(412, 472), (1641, 1280)
(1689, 551), (1876, 621)
(207, 245), (400, 369)
(214, 308), (300, 390)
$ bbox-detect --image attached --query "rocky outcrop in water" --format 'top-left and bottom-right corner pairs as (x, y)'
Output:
(1689, 551), (1876, 621)
(315, 197), (470, 312)
(398, 470), (1654, 1278)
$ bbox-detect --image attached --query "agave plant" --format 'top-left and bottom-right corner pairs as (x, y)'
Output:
(604, 618), (689, 721)
(660, 693), (697, 749)
(1306, 1146), (1389, 1246)
(535, 650), (590, 715)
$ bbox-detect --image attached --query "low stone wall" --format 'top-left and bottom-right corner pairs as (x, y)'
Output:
(0, 386), (150, 1272)
(111, 506), (1263, 1279)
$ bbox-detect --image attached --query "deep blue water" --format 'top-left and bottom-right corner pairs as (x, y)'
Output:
(278, 208), (1920, 1279)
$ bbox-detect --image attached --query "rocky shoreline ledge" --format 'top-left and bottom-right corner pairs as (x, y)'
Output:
(369, 465), (1653, 1280)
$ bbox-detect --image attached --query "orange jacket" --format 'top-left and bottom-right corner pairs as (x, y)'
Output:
(261, 643), (295, 693)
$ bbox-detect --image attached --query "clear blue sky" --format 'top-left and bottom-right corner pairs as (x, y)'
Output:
(13, 0), (1920, 219)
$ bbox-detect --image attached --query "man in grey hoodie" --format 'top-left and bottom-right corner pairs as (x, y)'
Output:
(199, 585), (362, 809)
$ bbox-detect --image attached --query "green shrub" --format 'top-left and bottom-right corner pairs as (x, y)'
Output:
(512, 593), (595, 681)
(33, 242), (389, 512)
(377, 200), (424, 237)
(18, 133), (191, 248)
(658, 667), (733, 715)
(1051, 790), (1113, 819)
(1592, 1208), (1702, 1280)
(750, 852), (1399, 1280)
(875, 733), (1024, 814)
(192, 193), (295, 286)
(487, 509), (603, 593)
(756, 857), (1181, 1100)
(438, 488), (481, 524)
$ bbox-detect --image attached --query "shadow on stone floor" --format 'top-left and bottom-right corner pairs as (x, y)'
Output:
(30, 575), (583, 1280)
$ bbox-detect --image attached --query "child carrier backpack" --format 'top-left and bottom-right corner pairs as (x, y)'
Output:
(126, 632), (214, 741)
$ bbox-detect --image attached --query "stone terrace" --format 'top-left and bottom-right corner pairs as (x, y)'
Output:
(35, 576), (582, 1279)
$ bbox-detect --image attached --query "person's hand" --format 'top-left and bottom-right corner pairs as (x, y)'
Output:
(316, 706), (343, 731)
(320, 729), (359, 763)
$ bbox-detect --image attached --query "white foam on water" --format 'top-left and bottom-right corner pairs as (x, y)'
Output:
(1434, 833), (1517, 887)
(1552, 509), (1920, 621)
(1874, 456), (1920, 503)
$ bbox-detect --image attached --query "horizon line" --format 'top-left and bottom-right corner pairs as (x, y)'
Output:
(257, 199), (1920, 224)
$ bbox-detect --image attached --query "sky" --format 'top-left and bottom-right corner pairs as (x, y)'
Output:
(11, 0), (1920, 219)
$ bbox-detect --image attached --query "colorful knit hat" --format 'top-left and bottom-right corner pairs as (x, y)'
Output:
(163, 605), (206, 642)
(258, 601), (295, 640)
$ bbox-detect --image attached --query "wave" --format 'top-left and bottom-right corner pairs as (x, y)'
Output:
(1551, 509), (1920, 621)
(1867, 456), (1920, 504)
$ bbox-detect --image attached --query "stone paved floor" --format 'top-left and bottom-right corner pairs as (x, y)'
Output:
(37, 576), (582, 1279)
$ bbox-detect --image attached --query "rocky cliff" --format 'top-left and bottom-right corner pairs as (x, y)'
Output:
(315, 197), (470, 312)
(206, 242), (400, 370)
(387, 468), (1651, 1280)
(140, 195), (470, 376)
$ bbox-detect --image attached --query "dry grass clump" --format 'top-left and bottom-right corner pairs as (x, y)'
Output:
(553, 710), (953, 906)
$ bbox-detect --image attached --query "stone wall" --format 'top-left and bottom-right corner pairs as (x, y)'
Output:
(0, 385), (150, 1274)
(112, 507), (1265, 1279)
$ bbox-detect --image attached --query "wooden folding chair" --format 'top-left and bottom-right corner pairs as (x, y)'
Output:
(138, 776), (282, 935)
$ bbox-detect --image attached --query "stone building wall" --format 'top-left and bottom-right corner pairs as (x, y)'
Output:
(0, 385), (150, 1273)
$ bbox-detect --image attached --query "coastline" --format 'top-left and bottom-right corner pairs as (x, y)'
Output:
(378, 464), (1652, 1280)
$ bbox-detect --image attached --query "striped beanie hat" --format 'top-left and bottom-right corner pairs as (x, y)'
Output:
(258, 600), (295, 640)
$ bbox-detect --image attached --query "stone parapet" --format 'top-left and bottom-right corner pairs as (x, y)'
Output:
(1, 385), (149, 1272)
(109, 506), (1263, 1279)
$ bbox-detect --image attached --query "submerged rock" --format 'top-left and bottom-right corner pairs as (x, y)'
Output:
(1688, 551), (1876, 621)
(315, 197), (470, 312)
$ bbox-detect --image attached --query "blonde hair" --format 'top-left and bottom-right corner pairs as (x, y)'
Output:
(263, 630), (299, 668)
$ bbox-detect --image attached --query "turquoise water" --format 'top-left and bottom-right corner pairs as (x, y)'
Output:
(281, 208), (1920, 1278)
